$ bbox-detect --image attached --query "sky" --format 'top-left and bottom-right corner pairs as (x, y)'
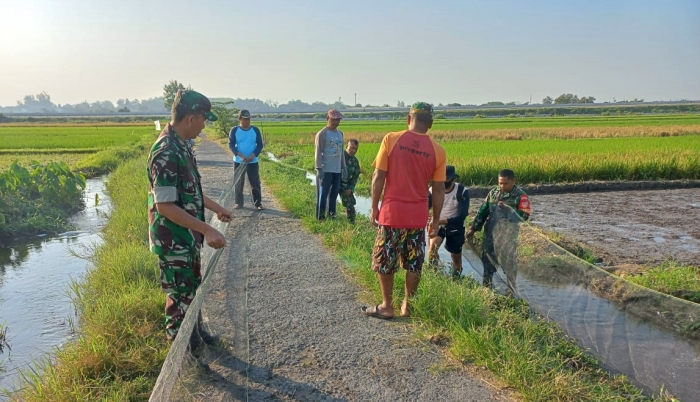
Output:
(1, 0), (698, 107)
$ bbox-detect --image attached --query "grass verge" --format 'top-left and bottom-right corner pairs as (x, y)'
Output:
(260, 157), (674, 401)
(4, 158), (167, 401)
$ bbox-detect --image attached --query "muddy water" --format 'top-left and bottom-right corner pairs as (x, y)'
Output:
(0, 176), (111, 393)
(271, 156), (700, 399)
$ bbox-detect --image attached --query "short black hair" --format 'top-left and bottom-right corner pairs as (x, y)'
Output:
(409, 111), (433, 125)
(348, 138), (359, 146)
(499, 169), (515, 179)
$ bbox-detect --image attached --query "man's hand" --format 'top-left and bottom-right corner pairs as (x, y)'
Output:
(370, 206), (379, 227)
(428, 220), (440, 238)
(203, 227), (227, 249)
(217, 208), (233, 222)
(246, 153), (255, 162)
(466, 228), (476, 239)
(345, 189), (353, 196)
(316, 168), (323, 181)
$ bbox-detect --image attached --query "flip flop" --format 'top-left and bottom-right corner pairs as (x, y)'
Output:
(361, 304), (393, 320)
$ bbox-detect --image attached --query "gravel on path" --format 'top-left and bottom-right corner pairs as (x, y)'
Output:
(188, 139), (501, 401)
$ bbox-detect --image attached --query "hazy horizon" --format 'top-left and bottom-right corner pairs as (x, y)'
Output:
(1, 0), (698, 108)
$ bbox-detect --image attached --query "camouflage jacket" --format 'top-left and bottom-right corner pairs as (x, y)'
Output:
(147, 124), (205, 256)
(471, 186), (530, 232)
(340, 151), (360, 191)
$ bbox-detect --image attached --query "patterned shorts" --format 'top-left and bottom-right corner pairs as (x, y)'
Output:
(372, 226), (426, 274)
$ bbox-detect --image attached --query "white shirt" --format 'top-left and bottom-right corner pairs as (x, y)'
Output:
(430, 184), (460, 221)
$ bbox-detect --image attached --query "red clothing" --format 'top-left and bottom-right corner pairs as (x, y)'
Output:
(372, 130), (446, 228)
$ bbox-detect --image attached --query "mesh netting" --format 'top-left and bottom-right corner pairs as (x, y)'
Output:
(465, 205), (700, 400)
(148, 162), (245, 402)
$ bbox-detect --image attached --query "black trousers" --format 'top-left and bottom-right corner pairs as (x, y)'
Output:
(234, 162), (262, 207)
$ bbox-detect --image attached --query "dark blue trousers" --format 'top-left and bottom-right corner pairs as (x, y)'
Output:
(316, 172), (341, 220)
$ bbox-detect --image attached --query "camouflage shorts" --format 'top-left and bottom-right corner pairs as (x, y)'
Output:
(158, 251), (201, 339)
(372, 226), (426, 274)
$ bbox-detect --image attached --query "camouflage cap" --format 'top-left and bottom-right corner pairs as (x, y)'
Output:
(238, 109), (251, 119)
(174, 90), (218, 122)
(409, 102), (434, 117)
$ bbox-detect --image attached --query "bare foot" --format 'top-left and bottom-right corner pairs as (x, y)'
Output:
(400, 301), (411, 317)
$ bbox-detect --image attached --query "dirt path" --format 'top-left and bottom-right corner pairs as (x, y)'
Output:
(192, 140), (499, 401)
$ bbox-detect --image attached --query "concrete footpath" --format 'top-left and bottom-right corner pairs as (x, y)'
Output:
(190, 139), (503, 401)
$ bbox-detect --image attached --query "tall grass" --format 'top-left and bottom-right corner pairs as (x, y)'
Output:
(5, 158), (166, 401)
(260, 159), (666, 401)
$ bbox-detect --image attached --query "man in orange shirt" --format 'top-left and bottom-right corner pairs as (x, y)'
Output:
(362, 102), (446, 319)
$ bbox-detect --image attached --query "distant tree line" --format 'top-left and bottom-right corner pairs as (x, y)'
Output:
(1, 82), (696, 117)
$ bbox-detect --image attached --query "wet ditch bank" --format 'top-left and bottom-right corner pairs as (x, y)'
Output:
(0, 176), (111, 393)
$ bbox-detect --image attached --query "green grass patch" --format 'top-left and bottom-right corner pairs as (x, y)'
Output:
(626, 261), (700, 303)
(260, 158), (671, 401)
(266, 135), (700, 188)
(0, 126), (151, 150)
(5, 158), (167, 401)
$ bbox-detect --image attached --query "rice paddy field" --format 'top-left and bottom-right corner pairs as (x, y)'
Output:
(259, 114), (700, 188)
(0, 125), (153, 170)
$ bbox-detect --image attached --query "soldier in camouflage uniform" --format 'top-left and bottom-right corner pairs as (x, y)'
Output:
(467, 169), (531, 296)
(340, 139), (361, 222)
(148, 90), (233, 341)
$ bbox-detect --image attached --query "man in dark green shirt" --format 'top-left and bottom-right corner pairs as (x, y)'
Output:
(467, 169), (530, 296)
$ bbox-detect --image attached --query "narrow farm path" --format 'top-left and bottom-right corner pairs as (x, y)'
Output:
(191, 139), (502, 401)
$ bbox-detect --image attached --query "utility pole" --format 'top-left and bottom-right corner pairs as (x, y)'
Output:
(354, 93), (357, 106)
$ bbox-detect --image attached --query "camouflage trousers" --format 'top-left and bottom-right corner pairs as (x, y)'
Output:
(340, 190), (356, 222)
(158, 252), (201, 340)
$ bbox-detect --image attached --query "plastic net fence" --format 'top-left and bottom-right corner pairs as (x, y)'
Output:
(148, 162), (247, 402)
(470, 205), (700, 400)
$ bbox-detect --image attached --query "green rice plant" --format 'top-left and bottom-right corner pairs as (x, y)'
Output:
(0, 153), (90, 171)
(0, 126), (150, 150)
(258, 115), (700, 146)
(267, 135), (700, 188)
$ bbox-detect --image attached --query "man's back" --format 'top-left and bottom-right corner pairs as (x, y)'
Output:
(372, 130), (446, 228)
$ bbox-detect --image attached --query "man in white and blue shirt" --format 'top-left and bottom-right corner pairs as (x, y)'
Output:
(228, 109), (264, 210)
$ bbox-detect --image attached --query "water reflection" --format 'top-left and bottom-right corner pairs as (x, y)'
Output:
(0, 176), (111, 393)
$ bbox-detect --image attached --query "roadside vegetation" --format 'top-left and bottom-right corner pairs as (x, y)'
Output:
(0, 124), (154, 241)
(260, 158), (674, 401)
(4, 157), (166, 401)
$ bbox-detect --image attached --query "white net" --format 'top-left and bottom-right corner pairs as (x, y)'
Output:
(467, 205), (700, 400)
